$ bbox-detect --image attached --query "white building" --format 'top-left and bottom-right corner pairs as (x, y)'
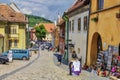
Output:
(66, 0), (90, 65)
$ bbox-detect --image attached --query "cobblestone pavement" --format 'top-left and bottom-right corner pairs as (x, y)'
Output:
(3, 50), (109, 80)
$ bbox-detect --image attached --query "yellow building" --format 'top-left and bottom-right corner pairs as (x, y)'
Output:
(0, 16), (7, 53)
(87, 0), (120, 66)
(0, 3), (28, 51)
(53, 26), (59, 49)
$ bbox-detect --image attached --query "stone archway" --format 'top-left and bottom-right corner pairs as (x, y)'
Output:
(90, 32), (102, 65)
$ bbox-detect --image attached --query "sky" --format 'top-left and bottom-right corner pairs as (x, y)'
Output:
(0, 0), (74, 21)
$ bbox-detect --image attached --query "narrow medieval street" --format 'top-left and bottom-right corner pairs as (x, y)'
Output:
(0, 50), (109, 80)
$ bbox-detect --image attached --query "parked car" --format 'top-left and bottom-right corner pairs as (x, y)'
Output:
(0, 55), (9, 64)
(28, 46), (39, 51)
(2, 49), (30, 60)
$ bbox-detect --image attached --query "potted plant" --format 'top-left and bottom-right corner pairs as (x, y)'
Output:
(91, 16), (98, 22)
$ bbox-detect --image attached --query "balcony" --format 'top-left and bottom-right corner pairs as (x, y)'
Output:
(8, 33), (19, 39)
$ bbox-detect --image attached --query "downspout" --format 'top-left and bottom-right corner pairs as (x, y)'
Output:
(86, 1), (91, 66)
(63, 14), (69, 65)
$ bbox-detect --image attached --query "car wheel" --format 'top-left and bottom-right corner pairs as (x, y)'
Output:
(22, 56), (27, 60)
(0, 60), (5, 64)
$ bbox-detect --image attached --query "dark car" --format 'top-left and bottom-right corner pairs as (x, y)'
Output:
(0, 55), (9, 64)
(28, 46), (39, 51)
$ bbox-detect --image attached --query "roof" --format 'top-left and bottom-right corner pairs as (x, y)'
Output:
(66, 0), (89, 14)
(57, 18), (65, 26)
(0, 15), (7, 21)
(0, 4), (27, 23)
(38, 23), (55, 33)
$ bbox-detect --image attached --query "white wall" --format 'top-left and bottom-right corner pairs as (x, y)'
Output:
(69, 11), (89, 65)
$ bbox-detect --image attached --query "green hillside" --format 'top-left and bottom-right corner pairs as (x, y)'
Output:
(25, 14), (53, 27)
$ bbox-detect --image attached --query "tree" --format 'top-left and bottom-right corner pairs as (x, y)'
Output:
(35, 24), (47, 40)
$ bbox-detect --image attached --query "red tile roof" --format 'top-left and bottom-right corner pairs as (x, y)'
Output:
(38, 23), (55, 33)
(0, 15), (7, 21)
(0, 4), (27, 23)
(66, 0), (89, 14)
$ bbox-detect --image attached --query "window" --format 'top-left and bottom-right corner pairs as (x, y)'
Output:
(9, 40), (12, 48)
(98, 0), (104, 10)
(78, 18), (81, 32)
(14, 40), (18, 47)
(69, 21), (71, 32)
(84, 16), (88, 30)
(72, 20), (74, 32)
(11, 26), (17, 34)
(78, 48), (80, 54)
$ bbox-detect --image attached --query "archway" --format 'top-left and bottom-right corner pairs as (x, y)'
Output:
(90, 32), (102, 65)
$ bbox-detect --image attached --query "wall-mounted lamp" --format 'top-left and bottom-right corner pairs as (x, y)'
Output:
(91, 15), (98, 22)
(116, 9), (120, 19)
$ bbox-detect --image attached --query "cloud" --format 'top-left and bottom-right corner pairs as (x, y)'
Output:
(1, 0), (74, 21)
(21, 8), (32, 14)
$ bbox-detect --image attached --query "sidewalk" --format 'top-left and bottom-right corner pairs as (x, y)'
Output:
(0, 51), (38, 76)
(53, 51), (109, 80)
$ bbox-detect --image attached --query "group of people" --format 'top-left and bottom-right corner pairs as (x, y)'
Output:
(56, 50), (81, 76)
(69, 50), (81, 76)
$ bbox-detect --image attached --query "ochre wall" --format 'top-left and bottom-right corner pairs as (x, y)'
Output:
(87, 2), (120, 65)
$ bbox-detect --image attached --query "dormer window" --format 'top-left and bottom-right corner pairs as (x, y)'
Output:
(10, 12), (15, 17)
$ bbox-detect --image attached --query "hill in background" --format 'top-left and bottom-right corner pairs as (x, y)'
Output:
(25, 14), (53, 27)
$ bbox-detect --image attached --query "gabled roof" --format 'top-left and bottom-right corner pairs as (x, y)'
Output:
(66, 0), (90, 14)
(37, 23), (55, 33)
(0, 4), (27, 23)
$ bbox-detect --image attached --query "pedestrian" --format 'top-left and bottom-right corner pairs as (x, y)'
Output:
(71, 58), (81, 76)
(57, 50), (62, 65)
(7, 50), (13, 62)
(72, 50), (78, 59)
(69, 50), (78, 75)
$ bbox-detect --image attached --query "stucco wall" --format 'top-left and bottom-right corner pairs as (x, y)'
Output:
(87, 6), (120, 65)
(69, 11), (89, 65)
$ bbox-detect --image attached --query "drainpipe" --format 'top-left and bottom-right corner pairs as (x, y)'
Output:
(63, 14), (69, 65)
(86, 1), (91, 65)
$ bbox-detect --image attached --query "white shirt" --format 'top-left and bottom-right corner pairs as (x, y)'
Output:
(73, 60), (80, 71)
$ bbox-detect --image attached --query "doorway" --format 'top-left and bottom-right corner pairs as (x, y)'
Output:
(90, 32), (102, 65)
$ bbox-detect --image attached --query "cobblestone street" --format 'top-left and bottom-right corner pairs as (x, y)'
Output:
(1, 50), (109, 80)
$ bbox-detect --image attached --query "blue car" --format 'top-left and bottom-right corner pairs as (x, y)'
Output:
(2, 49), (30, 60)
